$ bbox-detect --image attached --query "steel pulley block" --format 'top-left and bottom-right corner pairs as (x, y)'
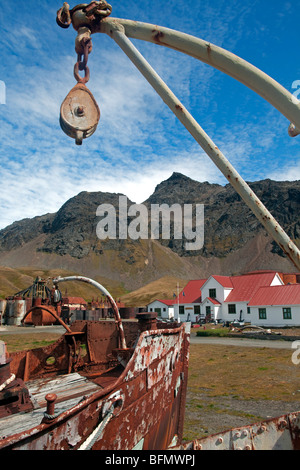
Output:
(60, 83), (100, 145)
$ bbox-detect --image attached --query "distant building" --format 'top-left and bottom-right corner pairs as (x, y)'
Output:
(151, 271), (300, 327)
(173, 279), (206, 322)
(62, 297), (87, 312)
(248, 284), (300, 327)
(147, 299), (175, 320)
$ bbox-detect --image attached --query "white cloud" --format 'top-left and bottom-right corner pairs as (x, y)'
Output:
(269, 158), (300, 182)
(0, 0), (298, 232)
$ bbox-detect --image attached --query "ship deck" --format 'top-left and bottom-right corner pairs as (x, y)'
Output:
(0, 371), (109, 441)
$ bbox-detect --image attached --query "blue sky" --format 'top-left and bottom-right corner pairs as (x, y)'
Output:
(0, 0), (299, 229)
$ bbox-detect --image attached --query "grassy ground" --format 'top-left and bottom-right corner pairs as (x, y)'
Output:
(0, 266), (129, 301)
(0, 333), (61, 353)
(183, 340), (300, 441)
(1, 329), (299, 443)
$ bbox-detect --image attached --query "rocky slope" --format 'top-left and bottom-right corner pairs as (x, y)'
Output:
(0, 174), (299, 291)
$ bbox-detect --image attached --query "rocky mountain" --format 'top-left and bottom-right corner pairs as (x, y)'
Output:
(0, 173), (299, 291)
(144, 173), (300, 257)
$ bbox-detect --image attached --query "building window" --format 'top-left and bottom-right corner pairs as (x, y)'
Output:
(283, 307), (292, 320)
(228, 304), (236, 314)
(259, 308), (267, 320)
(163, 308), (166, 312)
(149, 308), (152, 312)
(194, 305), (200, 315)
(209, 288), (216, 299)
(247, 307), (251, 314)
(179, 306), (185, 315)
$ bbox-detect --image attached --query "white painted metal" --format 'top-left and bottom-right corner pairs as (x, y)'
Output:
(105, 23), (300, 271)
(171, 411), (300, 450)
(97, 18), (300, 132)
(68, 11), (300, 270)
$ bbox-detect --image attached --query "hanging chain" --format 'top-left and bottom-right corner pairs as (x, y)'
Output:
(74, 37), (92, 84)
(56, 2), (72, 28)
(57, 2), (112, 29)
(57, 1), (113, 84)
(84, 1), (112, 20)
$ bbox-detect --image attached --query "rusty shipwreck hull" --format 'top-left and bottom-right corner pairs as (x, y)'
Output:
(0, 316), (190, 450)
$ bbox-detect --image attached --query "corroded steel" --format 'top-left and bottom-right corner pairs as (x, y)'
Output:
(58, 8), (300, 132)
(0, 316), (190, 450)
(97, 18), (300, 133)
(56, 2), (72, 28)
(22, 306), (72, 332)
(60, 83), (100, 145)
(53, 276), (127, 349)
(0, 342), (33, 418)
(9, 2), (296, 451)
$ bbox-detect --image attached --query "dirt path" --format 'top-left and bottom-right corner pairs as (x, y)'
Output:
(190, 335), (295, 349)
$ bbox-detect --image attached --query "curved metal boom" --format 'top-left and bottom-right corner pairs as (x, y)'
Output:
(59, 5), (300, 270)
(97, 18), (300, 133)
(53, 276), (127, 349)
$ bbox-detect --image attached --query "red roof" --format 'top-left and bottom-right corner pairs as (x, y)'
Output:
(206, 297), (221, 305)
(248, 284), (300, 306)
(178, 279), (207, 304)
(156, 272), (284, 307)
(224, 272), (280, 303)
(157, 299), (176, 306)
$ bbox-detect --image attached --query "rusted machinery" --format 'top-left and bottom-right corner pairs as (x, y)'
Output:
(4, 277), (62, 326)
(1, 0), (300, 451)
(0, 341), (33, 419)
(0, 278), (190, 450)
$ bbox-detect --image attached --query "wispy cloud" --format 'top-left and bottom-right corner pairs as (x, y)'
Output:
(0, 0), (299, 230)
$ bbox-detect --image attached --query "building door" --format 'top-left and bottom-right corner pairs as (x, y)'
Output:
(205, 306), (211, 323)
(155, 308), (161, 317)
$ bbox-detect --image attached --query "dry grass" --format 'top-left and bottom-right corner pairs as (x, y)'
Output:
(188, 343), (298, 401)
(0, 333), (62, 353)
(120, 275), (187, 306)
(2, 333), (298, 400)
(0, 266), (186, 307)
(184, 342), (300, 441)
(0, 266), (128, 301)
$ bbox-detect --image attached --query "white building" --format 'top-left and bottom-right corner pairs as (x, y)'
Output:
(217, 272), (283, 324)
(147, 299), (175, 320)
(248, 284), (300, 327)
(173, 279), (206, 323)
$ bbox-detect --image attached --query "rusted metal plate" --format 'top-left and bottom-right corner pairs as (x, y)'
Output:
(171, 411), (300, 450)
(60, 83), (100, 145)
(0, 342), (6, 367)
(0, 319), (190, 450)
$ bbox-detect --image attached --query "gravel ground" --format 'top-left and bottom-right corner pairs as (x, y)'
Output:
(183, 392), (300, 441)
(184, 328), (300, 442)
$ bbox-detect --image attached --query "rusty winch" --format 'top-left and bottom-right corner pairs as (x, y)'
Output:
(0, 341), (33, 418)
(57, 2), (112, 145)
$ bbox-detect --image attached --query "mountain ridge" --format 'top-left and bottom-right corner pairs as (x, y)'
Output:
(0, 173), (299, 292)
